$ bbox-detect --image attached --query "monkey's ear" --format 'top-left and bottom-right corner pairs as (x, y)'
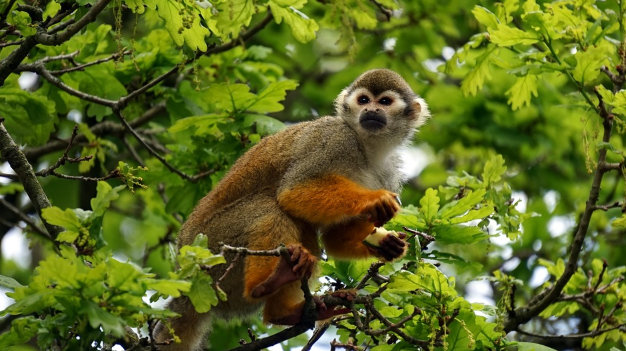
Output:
(412, 97), (431, 128)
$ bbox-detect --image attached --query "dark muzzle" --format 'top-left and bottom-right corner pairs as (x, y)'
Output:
(359, 111), (387, 131)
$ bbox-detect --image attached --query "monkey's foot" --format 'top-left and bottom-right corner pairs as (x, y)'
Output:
(268, 293), (353, 325)
(251, 244), (316, 298)
(316, 290), (356, 319)
(368, 231), (407, 261)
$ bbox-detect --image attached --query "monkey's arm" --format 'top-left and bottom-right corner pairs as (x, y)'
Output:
(322, 220), (407, 261)
(277, 174), (400, 227)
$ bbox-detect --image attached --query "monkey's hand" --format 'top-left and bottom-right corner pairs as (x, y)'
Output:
(362, 191), (401, 226)
(250, 244), (317, 299)
(363, 228), (407, 261)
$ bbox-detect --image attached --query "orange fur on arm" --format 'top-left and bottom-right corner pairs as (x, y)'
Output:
(322, 220), (375, 259)
(277, 174), (387, 226)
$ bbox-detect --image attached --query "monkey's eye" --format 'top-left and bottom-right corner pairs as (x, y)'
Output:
(357, 95), (370, 105)
(379, 97), (393, 105)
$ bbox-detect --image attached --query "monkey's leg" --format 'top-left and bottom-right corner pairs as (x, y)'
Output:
(322, 220), (407, 261)
(242, 208), (317, 300)
(246, 244), (316, 299)
(263, 281), (351, 325)
(278, 174), (401, 227)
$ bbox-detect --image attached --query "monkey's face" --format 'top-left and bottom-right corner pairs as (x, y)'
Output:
(340, 87), (421, 139)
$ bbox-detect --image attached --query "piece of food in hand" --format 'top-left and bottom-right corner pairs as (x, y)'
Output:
(363, 227), (408, 261)
(363, 227), (399, 248)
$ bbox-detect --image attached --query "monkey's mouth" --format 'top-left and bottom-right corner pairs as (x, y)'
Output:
(359, 112), (387, 131)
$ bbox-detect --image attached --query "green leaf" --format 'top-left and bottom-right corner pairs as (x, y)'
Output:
(611, 214), (626, 229)
(515, 342), (558, 351)
(153, 0), (210, 51)
(215, 0), (255, 39)
(419, 188), (440, 223)
(572, 44), (612, 83)
(461, 48), (496, 96)
(450, 205), (494, 224)
(91, 181), (123, 216)
(0, 275), (23, 289)
(0, 88), (55, 146)
(0, 183), (24, 195)
(482, 155), (506, 186)
(41, 207), (81, 232)
(489, 23), (539, 46)
(506, 74), (539, 110)
(472, 6), (499, 29)
(187, 275), (218, 313)
(434, 225), (487, 244)
(43, 1), (61, 20)
(245, 80), (298, 113)
(83, 301), (126, 337)
(269, 1), (319, 43)
(243, 114), (286, 135)
(440, 189), (487, 219)
(106, 259), (142, 289)
(56, 231), (80, 243)
(145, 279), (191, 297)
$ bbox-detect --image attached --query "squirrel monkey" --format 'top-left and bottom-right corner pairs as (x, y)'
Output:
(154, 69), (430, 350)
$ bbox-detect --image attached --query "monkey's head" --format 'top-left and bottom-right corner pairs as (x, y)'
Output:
(335, 69), (430, 144)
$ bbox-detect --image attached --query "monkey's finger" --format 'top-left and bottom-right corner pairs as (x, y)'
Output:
(394, 194), (402, 206)
(397, 231), (407, 239)
(290, 245), (302, 263)
(292, 254), (308, 273)
(381, 242), (403, 257)
(386, 234), (406, 247)
(374, 203), (386, 225)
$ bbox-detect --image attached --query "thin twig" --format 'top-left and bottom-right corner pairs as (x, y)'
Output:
(36, 63), (117, 106)
(365, 300), (429, 348)
(112, 108), (214, 182)
(36, 125), (82, 177)
(0, 197), (49, 239)
(302, 322), (331, 351)
(516, 323), (626, 342)
(50, 50), (130, 75)
(121, 136), (145, 166)
(0, 40), (23, 48)
(44, 168), (122, 182)
(355, 261), (386, 289)
(592, 201), (622, 211)
(19, 102), (166, 161)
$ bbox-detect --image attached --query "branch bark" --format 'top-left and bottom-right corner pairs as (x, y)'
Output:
(0, 119), (59, 239)
(0, 0), (112, 86)
(503, 91), (614, 333)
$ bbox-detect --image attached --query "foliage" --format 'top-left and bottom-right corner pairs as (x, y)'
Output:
(0, 0), (624, 350)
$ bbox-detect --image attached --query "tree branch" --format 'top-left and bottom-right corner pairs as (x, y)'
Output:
(112, 108), (214, 182)
(503, 79), (615, 333)
(34, 0), (112, 45)
(0, 0), (112, 86)
(0, 119), (59, 239)
(0, 197), (49, 240)
(17, 102), (165, 161)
